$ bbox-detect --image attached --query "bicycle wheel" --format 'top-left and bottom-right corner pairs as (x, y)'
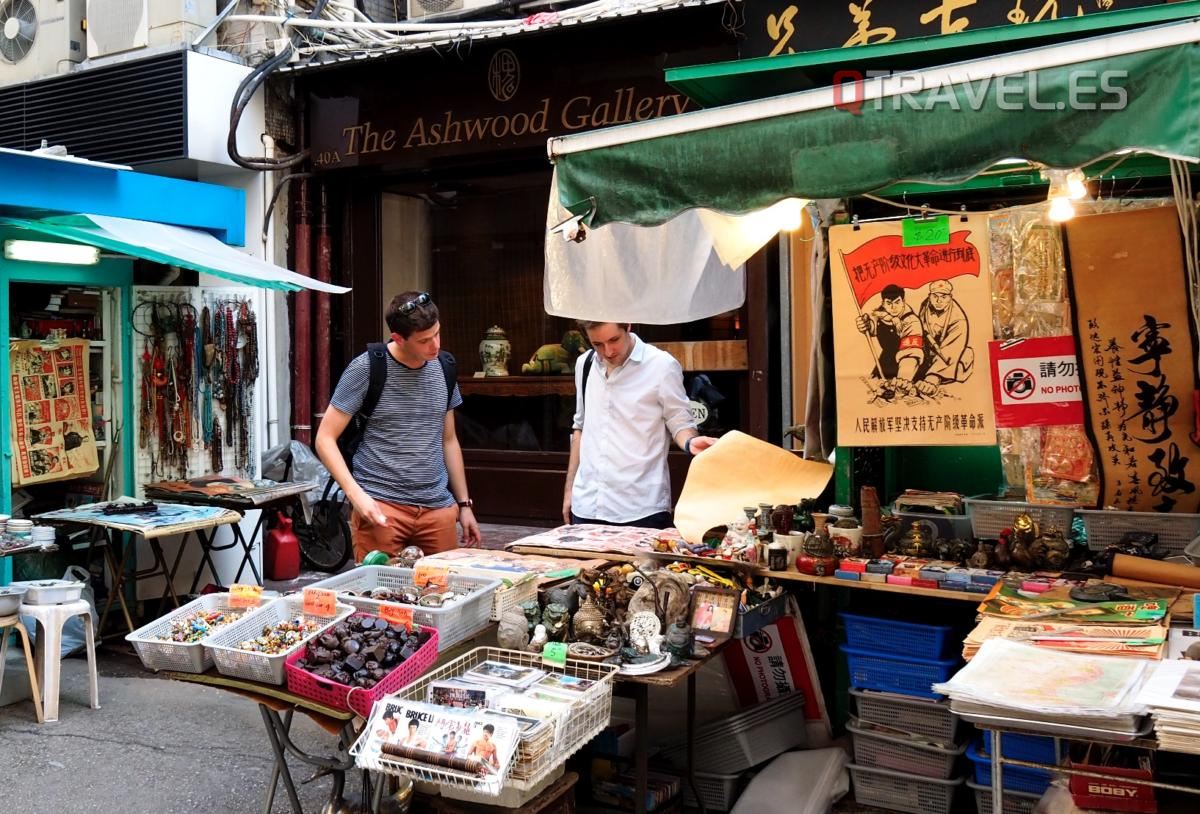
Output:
(294, 498), (353, 572)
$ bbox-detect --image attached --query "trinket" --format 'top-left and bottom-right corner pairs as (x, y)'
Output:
(497, 606), (529, 650)
(628, 611), (663, 655)
(296, 615), (431, 689)
(572, 594), (607, 642)
(160, 609), (245, 643)
(237, 616), (322, 655)
(541, 602), (570, 642)
(896, 521), (932, 558)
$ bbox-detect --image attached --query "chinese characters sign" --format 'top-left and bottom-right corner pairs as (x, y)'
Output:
(8, 339), (99, 486)
(746, 0), (1164, 58)
(989, 336), (1084, 427)
(1065, 206), (1200, 513)
(831, 216), (997, 446)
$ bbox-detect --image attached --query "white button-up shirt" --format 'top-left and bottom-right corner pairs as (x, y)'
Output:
(571, 334), (696, 522)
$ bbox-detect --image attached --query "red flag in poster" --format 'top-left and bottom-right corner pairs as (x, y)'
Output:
(841, 230), (982, 307)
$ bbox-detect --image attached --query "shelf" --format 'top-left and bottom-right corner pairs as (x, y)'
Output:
(458, 375), (576, 398)
(652, 339), (748, 371)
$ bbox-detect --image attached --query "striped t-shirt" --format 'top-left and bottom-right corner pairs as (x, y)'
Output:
(329, 350), (463, 507)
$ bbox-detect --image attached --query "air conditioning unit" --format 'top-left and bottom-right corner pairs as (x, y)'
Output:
(0, 0), (85, 86)
(406, 0), (495, 22)
(362, 0), (405, 22)
(85, 0), (215, 59)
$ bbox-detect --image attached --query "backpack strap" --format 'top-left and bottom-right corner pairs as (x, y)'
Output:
(579, 350), (595, 421)
(437, 350), (458, 410)
(361, 342), (389, 419)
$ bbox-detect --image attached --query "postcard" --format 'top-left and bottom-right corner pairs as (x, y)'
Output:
(461, 660), (545, 688)
(532, 672), (595, 695)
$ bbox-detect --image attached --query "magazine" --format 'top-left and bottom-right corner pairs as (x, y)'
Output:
(493, 689), (575, 724)
(362, 700), (519, 788)
(976, 580), (1175, 625)
(461, 660), (545, 688)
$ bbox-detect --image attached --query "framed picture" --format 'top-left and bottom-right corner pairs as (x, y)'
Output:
(690, 586), (739, 642)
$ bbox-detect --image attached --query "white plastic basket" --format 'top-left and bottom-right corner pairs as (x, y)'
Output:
(205, 595), (354, 685)
(1078, 508), (1200, 556)
(967, 779), (1041, 814)
(306, 566), (499, 650)
(965, 499), (1075, 540)
(489, 576), (539, 622)
(848, 719), (965, 780)
(124, 592), (252, 674)
(850, 688), (961, 748)
(849, 764), (964, 814)
(683, 771), (744, 812)
(658, 691), (808, 772)
(352, 647), (617, 799)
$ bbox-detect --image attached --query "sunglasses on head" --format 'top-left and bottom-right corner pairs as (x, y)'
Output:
(398, 292), (431, 316)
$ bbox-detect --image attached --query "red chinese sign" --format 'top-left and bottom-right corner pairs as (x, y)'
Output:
(989, 336), (1085, 428)
(840, 230), (981, 307)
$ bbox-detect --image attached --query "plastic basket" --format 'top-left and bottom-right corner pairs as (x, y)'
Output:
(848, 763), (963, 814)
(657, 691), (808, 772)
(967, 779), (1041, 814)
(842, 646), (959, 700)
(1078, 508), (1200, 556)
(205, 595), (354, 685)
(965, 499), (1075, 540)
(735, 592), (788, 639)
(850, 688), (961, 746)
(306, 566), (500, 650)
(285, 617), (439, 718)
(352, 647), (617, 798)
(848, 719), (965, 779)
(1000, 733), (1058, 765)
(490, 576), (539, 622)
(124, 592), (251, 674)
(967, 741), (1053, 795)
(682, 771), (744, 812)
(841, 613), (956, 660)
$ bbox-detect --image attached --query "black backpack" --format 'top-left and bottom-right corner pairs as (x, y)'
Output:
(337, 343), (458, 464)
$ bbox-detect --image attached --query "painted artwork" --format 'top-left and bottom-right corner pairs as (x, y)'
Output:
(8, 339), (99, 486)
(830, 216), (997, 445)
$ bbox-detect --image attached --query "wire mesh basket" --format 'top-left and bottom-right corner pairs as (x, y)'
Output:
(849, 763), (964, 814)
(848, 719), (966, 779)
(656, 691), (808, 772)
(306, 566), (499, 650)
(352, 647), (617, 799)
(967, 779), (1041, 814)
(205, 595), (354, 685)
(125, 592), (254, 674)
(683, 771), (745, 812)
(850, 688), (961, 747)
(489, 576), (539, 622)
(1078, 508), (1200, 556)
(964, 499), (1075, 540)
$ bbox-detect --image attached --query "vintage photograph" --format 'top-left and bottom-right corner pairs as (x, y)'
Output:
(532, 673), (595, 695)
(462, 660), (545, 688)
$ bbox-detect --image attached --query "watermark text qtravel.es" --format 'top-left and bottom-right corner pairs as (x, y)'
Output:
(831, 69), (1129, 115)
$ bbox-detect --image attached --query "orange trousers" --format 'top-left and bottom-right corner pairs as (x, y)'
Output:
(351, 500), (459, 562)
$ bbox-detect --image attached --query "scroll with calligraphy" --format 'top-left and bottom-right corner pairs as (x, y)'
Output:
(1065, 206), (1200, 513)
(830, 216), (997, 446)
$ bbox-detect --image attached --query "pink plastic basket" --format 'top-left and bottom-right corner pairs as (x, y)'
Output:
(285, 616), (439, 718)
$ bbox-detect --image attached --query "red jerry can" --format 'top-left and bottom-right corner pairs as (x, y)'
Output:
(264, 513), (301, 581)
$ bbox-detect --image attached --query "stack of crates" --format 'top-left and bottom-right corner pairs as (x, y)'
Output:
(841, 613), (968, 814)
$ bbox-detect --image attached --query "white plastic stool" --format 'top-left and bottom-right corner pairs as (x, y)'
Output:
(19, 599), (99, 722)
(0, 614), (44, 723)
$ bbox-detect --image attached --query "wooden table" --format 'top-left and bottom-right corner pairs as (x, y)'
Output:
(614, 641), (730, 814)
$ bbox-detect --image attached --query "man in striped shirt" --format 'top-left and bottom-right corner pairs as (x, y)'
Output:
(316, 292), (482, 560)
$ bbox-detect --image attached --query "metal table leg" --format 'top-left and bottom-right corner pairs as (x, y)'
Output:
(686, 672), (707, 814)
(990, 728), (1004, 814)
(260, 705), (305, 814)
(634, 683), (649, 814)
(187, 526), (224, 594)
(97, 531), (136, 636)
(264, 708), (295, 814)
(231, 514), (264, 585)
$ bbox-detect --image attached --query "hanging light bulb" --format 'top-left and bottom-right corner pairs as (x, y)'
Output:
(1048, 196), (1075, 222)
(1065, 169), (1088, 200)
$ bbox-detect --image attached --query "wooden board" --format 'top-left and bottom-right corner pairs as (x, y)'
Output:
(651, 340), (748, 371)
(457, 375), (575, 398)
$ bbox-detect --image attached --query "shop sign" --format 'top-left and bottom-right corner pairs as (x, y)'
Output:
(743, 0), (1165, 58)
(988, 335), (1084, 427)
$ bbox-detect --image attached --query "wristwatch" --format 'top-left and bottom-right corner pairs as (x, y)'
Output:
(457, 499), (474, 509)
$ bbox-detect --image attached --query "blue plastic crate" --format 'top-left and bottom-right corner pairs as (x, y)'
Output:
(1001, 733), (1059, 765)
(841, 645), (959, 700)
(967, 741), (1052, 795)
(840, 612), (956, 660)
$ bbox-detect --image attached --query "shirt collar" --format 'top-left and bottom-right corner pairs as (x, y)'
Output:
(628, 333), (647, 364)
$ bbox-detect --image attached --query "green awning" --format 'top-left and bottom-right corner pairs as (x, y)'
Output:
(667, 2), (1200, 108)
(550, 22), (1200, 228)
(0, 213), (348, 293)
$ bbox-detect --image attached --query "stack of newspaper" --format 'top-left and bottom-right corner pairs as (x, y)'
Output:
(1135, 660), (1200, 754)
(962, 617), (1168, 661)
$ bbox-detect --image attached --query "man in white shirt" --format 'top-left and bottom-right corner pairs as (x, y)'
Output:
(562, 322), (717, 529)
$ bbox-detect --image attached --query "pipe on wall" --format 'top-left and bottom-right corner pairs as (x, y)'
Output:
(292, 176), (313, 446)
(314, 184), (333, 417)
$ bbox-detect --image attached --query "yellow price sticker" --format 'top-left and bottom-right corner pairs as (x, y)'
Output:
(414, 563), (449, 590)
(379, 603), (413, 631)
(229, 583), (263, 608)
(302, 587), (337, 617)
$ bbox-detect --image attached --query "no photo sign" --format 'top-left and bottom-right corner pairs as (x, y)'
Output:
(989, 336), (1085, 427)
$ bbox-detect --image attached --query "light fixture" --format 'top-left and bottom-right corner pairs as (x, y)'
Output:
(1048, 196), (1076, 222)
(3, 239), (100, 265)
(1065, 169), (1088, 200)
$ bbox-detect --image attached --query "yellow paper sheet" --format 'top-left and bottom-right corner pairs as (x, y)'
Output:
(674, 431), (834, 544)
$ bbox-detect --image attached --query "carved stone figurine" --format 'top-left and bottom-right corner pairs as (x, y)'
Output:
(1037, 525), (1071, 570)
(662, 622), (694, 666)
(968, 542), (991, 570)
(528, 623), (549, 652)
(542, 602), (570, 642)
(545, 580), (587, 616)
(498, 606), (530, 651)
(520, 599), (541, 639)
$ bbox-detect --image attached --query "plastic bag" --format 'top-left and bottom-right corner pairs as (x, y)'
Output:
(260, 441), (331, 511)
(20, 565), (98, 658)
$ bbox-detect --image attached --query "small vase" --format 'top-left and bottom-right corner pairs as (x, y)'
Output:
(479, 325), (511, 377)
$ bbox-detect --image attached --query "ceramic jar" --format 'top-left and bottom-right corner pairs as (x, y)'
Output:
(479, 325), (511, 377)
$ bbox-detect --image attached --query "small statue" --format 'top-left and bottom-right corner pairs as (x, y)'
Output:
(545, 580), (587, 615)
(573, 594), (608, 642)
(542, 602), (570, 642)
(1037, 525), (1071, 570)
(1012, 512), (1040, 546)
(520, 330), (588, 375)
(528, 623), (549, 652)
(968, 542), (990, 570)
(604, 628), (625, 653)
(520, 599), (541, 638)
(498, 606), (530, 651)
(993, 538), (1012, 569)
(896, 521), (932, 558)
(662, 622), (694, 666)
(771, 505), (794, 536)
(628, 611), (662, 655)
(1009, 534), (1034, 571)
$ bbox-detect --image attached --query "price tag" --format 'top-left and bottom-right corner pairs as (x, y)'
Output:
(379, 603), (413, 631)
(302, 587), (337, 617)
(414, 563), (449, 590)
(542, 642), (567, 668)
(902, 215), (950, 247)
(229, 583), (263, 608)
